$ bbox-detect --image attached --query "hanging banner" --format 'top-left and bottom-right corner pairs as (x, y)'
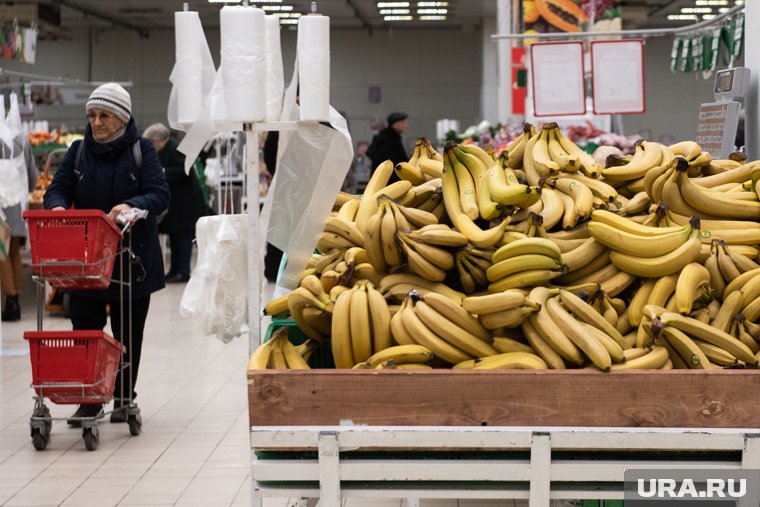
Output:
(591, 39), (645, 114)
(0, 23), (37, 63)
(523, 0), (622, 45)
(531, 41), (586, 116)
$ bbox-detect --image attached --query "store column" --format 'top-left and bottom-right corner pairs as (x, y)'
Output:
(496, 0), (513, 122)
(746, 0), (759, 159)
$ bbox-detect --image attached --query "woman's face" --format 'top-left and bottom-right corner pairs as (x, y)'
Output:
(87, 107), (125, 141)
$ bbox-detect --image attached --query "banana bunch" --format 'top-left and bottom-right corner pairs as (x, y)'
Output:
(353, 344), (435, 369)
(501, 123), (536, 170)
(393, 292), (499, 364)
(463, 289), (539, 330)
(407, 137), (445, 181)
(663, 209), (760, 247)
(601, 140), (667, 184)
(453, 352), (548, 370)
(378, 272), (465, 304)
(487, 152), (542, 208)
(703, 240), (760, 300)
(248, 328), (311, 370)
(286, 275), (335, 342)
(331, 280), (392, 368)
(487, 237), (565, 292)
(455, 246), (494, 294)
(443, 142), (502, 221)
(522, 123), (600, 184)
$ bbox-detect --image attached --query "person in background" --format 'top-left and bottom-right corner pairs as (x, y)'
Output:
(366, 112), (409, 182)
(263, 131), (283, 283)
(0, 138), (38, 321)
(44, 83), (170, 424)
(345, 141), (372, 195)
(143, 123), (207, 283)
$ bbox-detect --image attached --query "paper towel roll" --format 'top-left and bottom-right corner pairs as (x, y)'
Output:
(175, 11), (203, 123)
(265, 16), (284, 121)
(220, 6), (266, 122)
(297, 14), (330, 122)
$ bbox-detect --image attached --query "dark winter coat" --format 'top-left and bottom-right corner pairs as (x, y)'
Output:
(366, 126), (408, 180)
(158, 138), (207, 234)
(43, 119), (171, 300)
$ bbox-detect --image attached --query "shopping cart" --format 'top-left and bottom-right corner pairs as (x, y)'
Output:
(22, 209), (143, 451)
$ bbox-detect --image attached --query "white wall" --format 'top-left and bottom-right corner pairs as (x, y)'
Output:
(5, 26), (483, 151)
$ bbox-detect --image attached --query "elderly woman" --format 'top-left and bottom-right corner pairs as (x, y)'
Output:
(44, 83), (170, 425)
(143, 123), (207, 283)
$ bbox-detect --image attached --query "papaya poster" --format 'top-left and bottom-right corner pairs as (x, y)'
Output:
(523, 0), (622, 42)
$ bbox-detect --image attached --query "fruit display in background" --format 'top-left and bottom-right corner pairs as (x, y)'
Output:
(252, 121), (760, 373)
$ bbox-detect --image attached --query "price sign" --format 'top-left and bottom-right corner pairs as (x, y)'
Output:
(696, 101), (740, 158)
(591, 39), (645, 114)
(530, 41), (586, 117)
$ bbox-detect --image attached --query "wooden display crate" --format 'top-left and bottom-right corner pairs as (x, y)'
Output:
(248, 369), (760, 429)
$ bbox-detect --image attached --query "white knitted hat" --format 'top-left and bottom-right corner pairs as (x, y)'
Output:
(86, 83), (132, 123)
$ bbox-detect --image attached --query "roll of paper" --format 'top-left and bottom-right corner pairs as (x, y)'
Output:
(297, 14), (330, 121)
(265, 16), (284, 121)
(174, 11), (203, 124)
(220, 6), (266, 122)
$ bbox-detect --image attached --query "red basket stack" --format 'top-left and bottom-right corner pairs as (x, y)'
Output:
(24, 330), (126, 404)
(23, 210), (122, 289)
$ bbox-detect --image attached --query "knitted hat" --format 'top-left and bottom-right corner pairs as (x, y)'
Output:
(86, 83), (132, 123)
(387, 112), (408, 126)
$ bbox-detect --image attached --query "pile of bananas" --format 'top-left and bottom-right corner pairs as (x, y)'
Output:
(252, 121), (760, 372)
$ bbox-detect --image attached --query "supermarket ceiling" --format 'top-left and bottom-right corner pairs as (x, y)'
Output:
(0, 0), (747, 37)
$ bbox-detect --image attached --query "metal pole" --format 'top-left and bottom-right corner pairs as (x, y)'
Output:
(245, 124), (261, 353)
(745, 2), (758, 159)
(496, 0), (513, 122)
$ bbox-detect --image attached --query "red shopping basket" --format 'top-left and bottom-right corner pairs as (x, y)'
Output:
(24, 330), (125, 404)
(23, 210), (122, 289)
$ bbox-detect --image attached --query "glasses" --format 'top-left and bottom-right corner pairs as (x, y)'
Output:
(86, 112), (115, 122)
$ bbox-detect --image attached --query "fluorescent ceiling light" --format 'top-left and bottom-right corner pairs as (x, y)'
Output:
(280, 18), (298, 24)
(696, 0), (727, 4)
(262, 5), (293, 10)
(702, 14), (716, 19)
(383, 15), (413, 20)
(417, 1), (448, 6)
(680, 7), (712, 13)
(667, 14), (698, 20)
(419, 15), (446, 20)
(208, 0), (242, 3)
(380, 8), (410, 14)
(417, 8), (447, 14)
(377, 2), (410, 7)
(274, 12), (301, 17)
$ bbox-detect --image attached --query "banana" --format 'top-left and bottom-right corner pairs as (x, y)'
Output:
(716, 241), (741, 282)
(248, 329), (282, 369)
(269, 334), (288, 369)
(676, 165), (760, 220)
(456, 257), (478, 294)
(364, 206), (388, 273)
(353, 263), (385, 286)
(655, 312), (757, 364)
(488, 268), (563, 293)
(415, 301), (499, 357)
(288, 287), (332, 342)
(479, 304), (539, 330)
(743, 295), (760, 322)
(588, 220), (693, 258)
(547, 127), (579, 171)
(330, 284), (350, 301)
(394, 161), (426, 185)
(378, 273), (464, 304)
(559, 238), (607, 273)
(740, 275), (760, 310)
(421, 291), (490, 342)
(504, 123), (533, 168)
(407, 227), (469, 248)
(380, 203), (404, 267)
(318, 232), (356, 251)
(401, 240), (447, 282)
(521, 319), (566, 369)
(581, 322), (625, 363)
(487, 161), (533, 205)
(348, 283), (372, 364)
(704, 245), (726, 300)
(400, 298), (472, 364)
(302, 306), (332, 336)
(545, 297), (612, 371)
(468, 352), (548, 370)
(462, 290), (527, 315)
(558, 289), (628, 348)
(623, 347), (649, 361)
(454, 147), (502, 220)
(445, 148), (479, 220)
(609, 225), (701, 278)
(555, 128), (600, 177)
(550, 177), (594, 223)
(300, 274), (332, 304)
(442, 164), (508, 248)
(337, 198), (360, 222)
(674, 263), (711, 315)
(646, 273), (679, 310)
(390, 299), (415, 346)
(386, 196), (439, 229)
(602, 140), (663, 181)
(526, 286), (584, 365)
(569, 261), (621, 286)
(331, 289), (355, 368)
(618, 191), (652, 216)
(419, 158), (444, 179)
(724, 267), (760, 296)
(736, 321), (760, 354)
(537, 186), (564, 230)
(363, 344), (434, 369)
(555, 250), (611, 285)
(726, 244), (760, 273)
(590, 209), (684, 237)
(694, 339), (739, 366)
(692, 160), (760, 188)
(354, 160), (394, 229)
(661, 326), (710, 369)
(669, 140), (702, 161)
(492, 237), (562, 264)
(281, 336), (310, 369)
(610, 346), (669, 370)
(486, 253), (564, 282)
(557, 172), (617, 203)
(492, 336), (535, 354)
(366, 282), (392, 354)
(399, 234), (454, 272)
(532, 125), (561, 176)
(264, 293), (290, 317)
(627, 279), (656, 327)
(459, 143), (495, 169)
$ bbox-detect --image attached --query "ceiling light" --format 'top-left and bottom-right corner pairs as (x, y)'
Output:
(280, 18), (298, 24)
(377, 2), (410, 7)
(719, 7), (730, 12)
(417, 1), (448, 6)
(696, 0), (727, 5)
(417, 8), (447, 14)
(667, 14), (698, 20)
(681, 7), (712, 13)
(419, 15), (446, 20)
(383, 15), (413, 20)
(208, 0), (243, 3)
(380, 8), (410, 14)
(736, 0), (744, 4)
(274, 12), (301, 17)
(262, 5), (293, 10)
(702, 14), (716, 19)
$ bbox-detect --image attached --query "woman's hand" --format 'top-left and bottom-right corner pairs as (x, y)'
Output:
(51, 206), (66, 211)
(108, 203), (133, 223)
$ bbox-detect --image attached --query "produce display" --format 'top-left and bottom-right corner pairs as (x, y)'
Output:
(250, 122), (760, 372)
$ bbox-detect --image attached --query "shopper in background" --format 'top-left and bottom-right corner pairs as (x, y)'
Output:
(0, 138), (38, 321)
(366, 112), (409, 182)
(44, 83), (170, 424)
(143, 123), (207, 283)
(263, 131), (283, 283)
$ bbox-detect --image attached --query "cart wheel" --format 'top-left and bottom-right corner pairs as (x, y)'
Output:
(127, 413), (142, 436)
(31, 429), (48, 451)
(83, 427), (99, 451)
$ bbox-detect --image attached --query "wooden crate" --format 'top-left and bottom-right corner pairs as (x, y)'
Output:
(248, 369), (760, 428)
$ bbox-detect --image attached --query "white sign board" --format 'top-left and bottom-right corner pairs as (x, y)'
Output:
(530, 42), (586, 117)
(591, 39), (646, 114)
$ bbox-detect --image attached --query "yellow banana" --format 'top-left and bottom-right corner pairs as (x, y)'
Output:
(354, 160), (394, 229)
(400, 298), (472, 364)
(488, 268), (563, 293)
(421, 291), (490, 342)
(555, 128), (599, 177)
(627, 279), (656, 327)
(390, 299), (415, 346)
(590, 209), (683, 237)
(263, 293), (290, 317)
(468, 352), (548, 370)
(380, 204), (403, 267)
(674, 262), (711, 315)
(609, 226), (701, 278)
(602, 140), (663, 181)
(558, 289), (627, 348)
(545, 297), (612, 371)
(394, 161), (426, 185)
(588, 220), (692, 258)
(414, 301), (499, 357)
(479, 304), (539, 330)
(348, 283), (372, 364)
(281, 336), (310, 369)
(492, 237), (562, 264)
(521, 319), (567, 369)
(462, 289), (527, 314)
(656, 312), (757, 364)
(486, 253), (563, 282)
(492, 336), (535, 354)
(366, 281), (392, 354)
(248, 329), (281, 370)
(693, 339), (739, 366)
(331, 289), (355, 368)
(581, 322), (625, 363)
(363, 344), (434, 368)
(532, 125), (561, 175)
(400, 240), (447, 282)
(610, 346), (669, 370)
(661, 326), (710, 369)
(364, 206), (387, 273)
(669, 140), (702, 161)
(547, 127), (578, 171)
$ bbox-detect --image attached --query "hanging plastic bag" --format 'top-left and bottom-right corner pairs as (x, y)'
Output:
(732, 13), (744, 60)
(670, 37), (682, 73)
(179, 214), (249, 342)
